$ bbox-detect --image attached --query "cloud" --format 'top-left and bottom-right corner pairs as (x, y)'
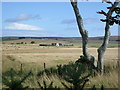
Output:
(61, 19), (76, 24)
(83, 18), (100, 24)
(61, 18), (100, 25)
(5, 13), (41, 22)
(4, 23), (44, 30)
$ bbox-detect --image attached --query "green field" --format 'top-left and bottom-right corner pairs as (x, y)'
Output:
(2, 38), (20, 41)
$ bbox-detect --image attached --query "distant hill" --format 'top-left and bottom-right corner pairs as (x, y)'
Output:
(1, 36), (120, 42)
(2, 36), (119, 48)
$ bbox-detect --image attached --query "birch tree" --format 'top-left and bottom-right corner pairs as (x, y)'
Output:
(70, 0), (120, 75)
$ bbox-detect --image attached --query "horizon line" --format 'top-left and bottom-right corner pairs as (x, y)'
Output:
(1, 35), (119, 38)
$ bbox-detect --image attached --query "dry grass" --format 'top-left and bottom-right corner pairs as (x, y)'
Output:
(89, 60), (118, 88)
(89, 70), (118, 88)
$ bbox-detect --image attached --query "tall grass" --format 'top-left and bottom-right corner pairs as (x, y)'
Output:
(2, 56), (118, 89)
(89, 60), (118, 88)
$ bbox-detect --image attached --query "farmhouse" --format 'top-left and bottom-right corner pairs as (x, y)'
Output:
(39, 43), (65, 47)
(51, 43), (64, 46)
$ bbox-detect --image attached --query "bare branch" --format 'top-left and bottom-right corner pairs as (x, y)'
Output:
(97, 10), (108, 16)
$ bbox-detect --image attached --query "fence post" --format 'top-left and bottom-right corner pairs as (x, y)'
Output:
(20, 63), (23, 74)
(44, 63), (46, 70)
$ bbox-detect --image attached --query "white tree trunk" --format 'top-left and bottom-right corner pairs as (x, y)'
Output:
(97, 1), (119, 75)
(70, 0), (93, 60)
(97, 27), (110, 75)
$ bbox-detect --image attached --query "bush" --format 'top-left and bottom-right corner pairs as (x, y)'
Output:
(39, 44), (52, 46)
(31, 41), (35, 44)
(61, 63), (92, 90)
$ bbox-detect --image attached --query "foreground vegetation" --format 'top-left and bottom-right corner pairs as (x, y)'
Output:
(2, 57), (118, 89)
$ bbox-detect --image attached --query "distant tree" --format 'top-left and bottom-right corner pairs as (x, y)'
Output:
(21, 42), (24, 44)
(70, 0), (119, 75)
(31, 41), (35, 44)
(19, 37), (25, 39)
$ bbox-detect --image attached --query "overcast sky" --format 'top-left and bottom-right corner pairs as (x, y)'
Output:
(2, 2), (119, 37)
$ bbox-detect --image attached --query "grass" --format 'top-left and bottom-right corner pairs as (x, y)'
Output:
(2, 58), (44, 74)
(89, 70), (118, 88)
(88, 43), (119, 48)
(2, 56), (118, 88)
(52, 60), (68, 64)
(2, 43), (119, 88)
(90, 60), (118, 88)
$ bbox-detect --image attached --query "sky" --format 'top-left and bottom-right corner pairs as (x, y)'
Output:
(2, 2), (119, 37)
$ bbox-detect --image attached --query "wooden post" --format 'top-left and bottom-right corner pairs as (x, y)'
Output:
(44, 63), (46, 70)
(20, 63), (23, 74)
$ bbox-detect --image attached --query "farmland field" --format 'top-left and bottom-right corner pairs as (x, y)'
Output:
(2, 38), (119, 88)
(2, 40), (118, 70)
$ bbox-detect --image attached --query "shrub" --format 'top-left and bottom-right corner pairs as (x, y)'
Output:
(31, 41), (35, 44)
(61, 63), (92, 90)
